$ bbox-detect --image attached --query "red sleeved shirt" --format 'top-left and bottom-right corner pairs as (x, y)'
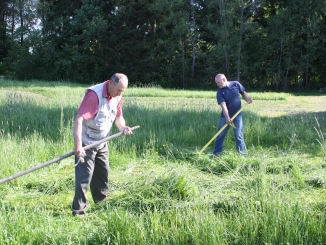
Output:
(77, 81), (123, 120)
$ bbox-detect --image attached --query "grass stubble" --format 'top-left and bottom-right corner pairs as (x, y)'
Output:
(0, 79), (326, 244)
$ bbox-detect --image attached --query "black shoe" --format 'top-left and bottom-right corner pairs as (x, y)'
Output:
(72, 211), (86, 218)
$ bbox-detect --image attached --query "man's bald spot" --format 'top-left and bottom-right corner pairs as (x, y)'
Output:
(215, 73), (226, 81)
(111, 73), (128, 86)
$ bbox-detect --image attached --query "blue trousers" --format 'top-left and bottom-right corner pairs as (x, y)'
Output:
(213, 115), (246, 155)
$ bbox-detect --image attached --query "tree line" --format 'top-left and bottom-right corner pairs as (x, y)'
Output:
(1, 0), (326, 90)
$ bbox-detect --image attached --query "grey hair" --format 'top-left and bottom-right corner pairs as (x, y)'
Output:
(110, 73), (128, 85)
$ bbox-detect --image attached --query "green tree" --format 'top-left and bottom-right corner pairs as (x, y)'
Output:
(3, 0), (41, 79)
(0, 0), (11, 74)
(263, 0), (325, 90)
(1, 0), (326, 90)
(147, 0), (195, 87)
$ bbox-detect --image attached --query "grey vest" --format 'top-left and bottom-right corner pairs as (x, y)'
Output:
(81, 82), (121, 149)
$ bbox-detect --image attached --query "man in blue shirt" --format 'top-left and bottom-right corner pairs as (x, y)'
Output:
(213, 74), (253, 156)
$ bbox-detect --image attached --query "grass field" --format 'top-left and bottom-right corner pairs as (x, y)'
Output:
(0, 79), (326, 244)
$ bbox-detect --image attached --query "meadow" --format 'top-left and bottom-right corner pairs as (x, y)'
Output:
(0, 79), (326, 244)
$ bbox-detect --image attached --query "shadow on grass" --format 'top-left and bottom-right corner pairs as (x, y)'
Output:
(0, 92), (76, 141)
(121, 104), (326, 157)
(1, 92), (325, 157)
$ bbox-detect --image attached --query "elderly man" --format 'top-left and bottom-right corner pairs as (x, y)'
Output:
(213, 73), (253, 156)
(72, 73), (132, 217)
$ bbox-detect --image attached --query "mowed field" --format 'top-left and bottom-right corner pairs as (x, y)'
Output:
(0, 79), (326, 244)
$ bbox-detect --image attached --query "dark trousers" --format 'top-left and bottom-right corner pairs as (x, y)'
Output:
(72, 144), (109, 215)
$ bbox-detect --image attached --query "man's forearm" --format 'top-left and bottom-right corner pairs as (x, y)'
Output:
(115, 116), (126, 131)
(115, 116), (133, 135)
(73, 115), (83, 149)
(73, 114), (86, 157)
(220, 103), (231, 122)
(242, 92), (253, 103)
(222, 109), (231, 122)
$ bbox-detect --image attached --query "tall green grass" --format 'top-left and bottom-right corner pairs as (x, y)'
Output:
(0, 79), (326, 244)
